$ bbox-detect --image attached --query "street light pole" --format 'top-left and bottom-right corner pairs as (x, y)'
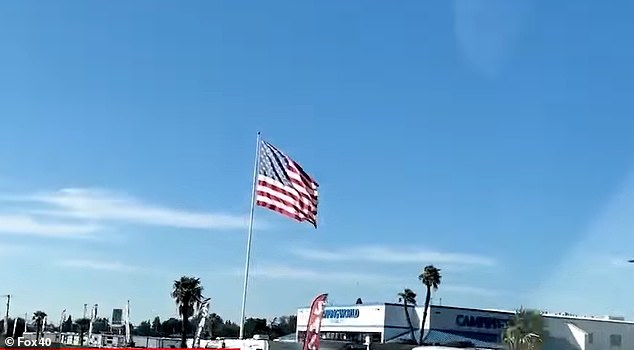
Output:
(3, 295), (9, 319)
(1, 294), (10, 336)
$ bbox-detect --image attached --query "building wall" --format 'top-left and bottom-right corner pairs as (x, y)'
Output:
(383, 304), (424, 342)
(297, 304), (428, 343)
(297, 304), (387, 340)
(543, 315), (634, 350)
(428, 306), (634, 349)
(429, 306), (512, 343)
(296, 303), (634, 348)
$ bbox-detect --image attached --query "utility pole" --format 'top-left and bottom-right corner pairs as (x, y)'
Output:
(1, 295), (10, 336)
(4, 295), (9, 319)
(83, 304), (87, 319)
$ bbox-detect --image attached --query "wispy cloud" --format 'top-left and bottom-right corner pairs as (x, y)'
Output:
(0, 187), (253, 238)
(23, 188), (250, 230)
(0, 214), (100, 238)
(231, 264), (393, 282)
(442, 285), (504, 297)
(290, 246), (496, 267)
(55, 258), (141, 272)
(226, 263), (502, 297)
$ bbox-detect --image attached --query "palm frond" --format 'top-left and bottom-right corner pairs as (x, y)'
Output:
(418, 265), (442, 290)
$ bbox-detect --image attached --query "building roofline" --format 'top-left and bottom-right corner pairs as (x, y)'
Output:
(297, 302), (416, 310)
(431, 305), (514, 315)
(297, 303), (634, 324)
(541, 313), (634, 324)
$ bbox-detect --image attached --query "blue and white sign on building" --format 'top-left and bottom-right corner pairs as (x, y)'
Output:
(323, 308), (360, 319)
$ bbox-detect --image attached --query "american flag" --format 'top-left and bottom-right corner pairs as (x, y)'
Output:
(256, 140), (319, 227)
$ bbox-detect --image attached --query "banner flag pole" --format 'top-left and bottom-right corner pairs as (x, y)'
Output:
(239, 131), (262, 340)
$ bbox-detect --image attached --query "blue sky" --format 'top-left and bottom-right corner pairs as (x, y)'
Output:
(1, 0), (634, 325)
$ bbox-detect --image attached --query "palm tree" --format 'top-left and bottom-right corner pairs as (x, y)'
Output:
(397, 288), (417, 344)
(503, 308), (544, 350)
(418, 265), (441, 345)
(171, 276), (204, 348)
(32, 311), (47, 341)
(74, 318), (91, 346)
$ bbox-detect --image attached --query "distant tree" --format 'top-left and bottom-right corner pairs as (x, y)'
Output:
(243, 318), (269, 338)
(269, 317), (280, 339)
(74, 318), (91, 346)
(44, 323), (57, 332)
(152, 316), (162, 336)
(92, 317), (110, 333)
(286, 315), (297, 335)
(418, 265), (442, 345)
(398, 288), (417, 344)
(0, 318), (25, 338)
(207, 314), (238, 338)
(503, 308), (544, 350)
(269, 315), (297, 339)
(356, 298), (363, 305)
(161, 318), (181, 336)
(208, 313), (223, 337)
(14, 318), (26, 338)
(220, 320), (239, 338)
(62, 316), (73, 332)
(0, 318), (9, 338)
(135, 321), (152, 336)
(32, 311), (47, 341)
(171, 276), (205, 348)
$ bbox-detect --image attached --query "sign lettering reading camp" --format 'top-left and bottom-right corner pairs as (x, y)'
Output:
(455, 314), (509, 329)
(323, 308), (360, 319)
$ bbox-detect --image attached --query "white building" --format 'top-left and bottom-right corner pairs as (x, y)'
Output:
(296, 303), (634, 349)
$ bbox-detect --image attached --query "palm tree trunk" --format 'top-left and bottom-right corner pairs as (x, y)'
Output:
(181, 299), (190, 348)
(418, 286), (432, 345)
(402, 302), (415, 343)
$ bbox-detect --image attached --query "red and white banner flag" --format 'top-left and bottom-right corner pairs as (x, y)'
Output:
(303, 293), (328, 350)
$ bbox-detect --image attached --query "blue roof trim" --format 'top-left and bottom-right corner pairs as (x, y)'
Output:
(423, 330), (503, 349)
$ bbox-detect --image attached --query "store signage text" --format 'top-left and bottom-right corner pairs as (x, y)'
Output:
(455, 314), (508, 329)
(323, 308), (360, 319)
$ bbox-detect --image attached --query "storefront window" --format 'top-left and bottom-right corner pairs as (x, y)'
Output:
(610, 334), (622, 347)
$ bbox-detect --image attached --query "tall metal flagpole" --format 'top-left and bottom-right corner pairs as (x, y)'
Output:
(239, 131), (262, 340)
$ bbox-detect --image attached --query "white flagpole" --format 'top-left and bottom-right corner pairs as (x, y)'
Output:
(125, 300), (131, 345)
(239, 131), (262, 340)
(58, 310), (66, 341)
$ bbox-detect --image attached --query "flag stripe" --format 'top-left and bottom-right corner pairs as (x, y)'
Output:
(255, 140), (318, 227)
(256, 200), (315, 226)
(256, 187), (316, 221)
(256, 184), (311, 218)
(256, 177), (317, 214)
